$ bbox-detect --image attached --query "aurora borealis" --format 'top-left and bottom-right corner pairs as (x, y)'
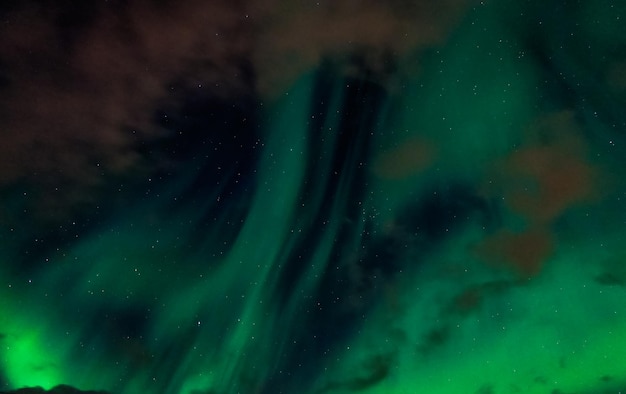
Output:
(2, 0), (626, 393)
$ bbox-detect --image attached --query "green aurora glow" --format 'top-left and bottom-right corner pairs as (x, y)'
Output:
(2, 1), (626, 394)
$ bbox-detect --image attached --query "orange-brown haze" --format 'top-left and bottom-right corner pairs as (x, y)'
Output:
(474, 111), (604, 277)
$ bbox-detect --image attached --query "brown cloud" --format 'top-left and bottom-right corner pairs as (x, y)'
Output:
(473, 227), (554, 277)
(0, 0), (474, 223)
(488, 111), (600, 224)
(504, 146), (594, 222)
(473, 112), (604, 277)
(372, 137), (436, 179)
(253, 0), (472, 94)
(0, 0), (253, 223)
(450, 286), (483, 315)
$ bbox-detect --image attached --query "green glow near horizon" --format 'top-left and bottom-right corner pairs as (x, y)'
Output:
(0, 286), (64, 391)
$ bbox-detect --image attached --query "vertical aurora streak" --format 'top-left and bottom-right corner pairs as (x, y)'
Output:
(2, 1), (626, 393)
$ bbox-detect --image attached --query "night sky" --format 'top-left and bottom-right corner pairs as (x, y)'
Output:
(1, 1), (626, 393)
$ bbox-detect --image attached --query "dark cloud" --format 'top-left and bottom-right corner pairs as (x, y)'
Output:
(0, 385), (109, 394)
(447, 280), (519, 316)
(594, 255), (626, 287)
(0, 0), (473, 184)
(595, 272), (626, 287)
(417, 325), (451, 355)
(475, 384), (495, 394)
(0, 0), (476, 232)
(317, 352), (396, 393)
(0, 0), (255, 231)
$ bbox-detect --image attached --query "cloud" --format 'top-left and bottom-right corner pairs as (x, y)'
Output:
(498, 111), (600, 223)
(317, 352), (396, 393)
(372, 137), (436, 179)
(253, 0), (472, 93)
(472, 111), (612, 277)
(0, 385), (108, 394)
(473, 227), (554, 277)
(0, 0), (256, 226)
(0, 0), (251, 184)
(0, 0), (475, 225)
